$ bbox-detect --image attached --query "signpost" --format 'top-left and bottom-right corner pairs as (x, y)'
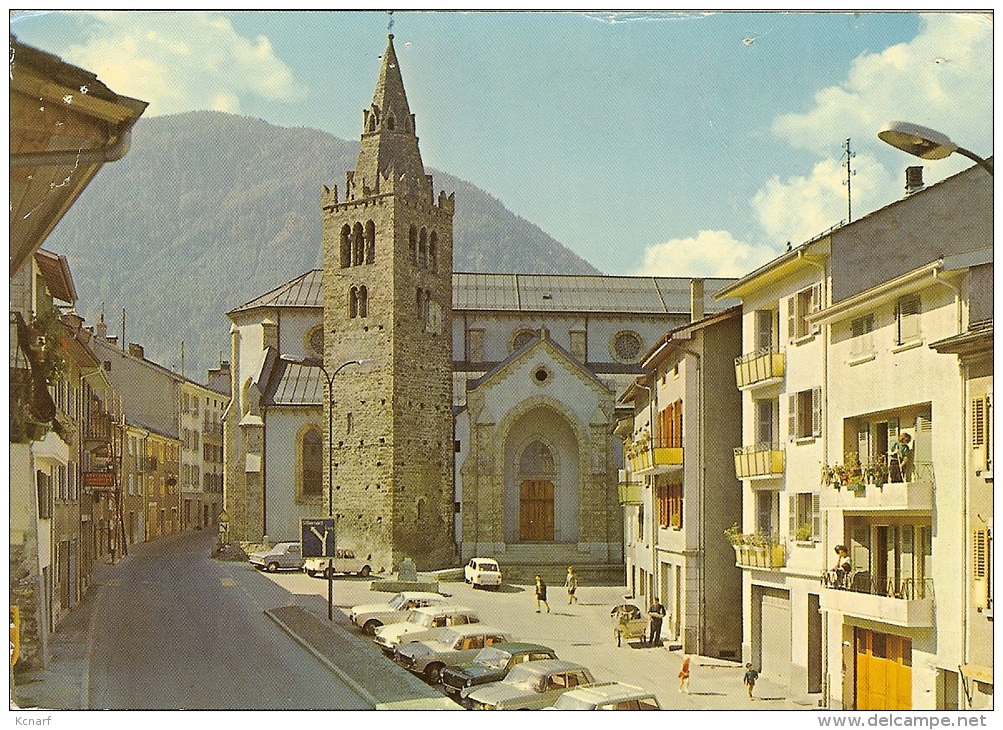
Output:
(301, 518), (336, 620)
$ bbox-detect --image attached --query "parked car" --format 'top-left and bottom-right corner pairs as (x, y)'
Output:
(394, 624), (512, 684)
(248, 542), (303, 573)
(441, 642), (558, 705)
(374, 604), (480, 656)
(464, 557), (502, 589)
(466, 659), (596, 710)
(349, 591), (449, 636)
(303, 548), (372, 578)
(546, 681), (660, 710)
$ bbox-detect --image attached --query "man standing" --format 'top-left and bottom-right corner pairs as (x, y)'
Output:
(564, 567), (578, 604)
(743, 663), (759, 699)
(534, 575), (550, 613)
(647, 596), (666, 646)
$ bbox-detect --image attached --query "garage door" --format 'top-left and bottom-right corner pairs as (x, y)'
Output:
(760, 589), (791, 683)
(855, 628), (912, 710)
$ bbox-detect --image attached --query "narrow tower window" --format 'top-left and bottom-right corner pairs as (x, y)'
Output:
(340, 224), (352, 268)
(365, 221), (376, 264)
(349, 286), (359, 319)
(429, 231), (438, 272)
(352, 222), (364, 266)
(358, 285), (368, 318)
(419, 228), (428, 268)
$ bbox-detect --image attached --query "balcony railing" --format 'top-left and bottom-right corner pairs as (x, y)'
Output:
(734, 346), (785, 390)
(732, 542), (786, 569)
(734, 443), (785, 479)
(822, 460), (934, 511)
(625, 440), (683, 475)
(819, 571), (934, 627)
(617, 482), (643, 505)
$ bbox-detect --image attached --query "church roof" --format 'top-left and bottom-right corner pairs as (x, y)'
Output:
(231, 269), (741, 317)
(229, 269), (324, 315)
(267, 359), (324, 406)
(453, 273), (740, 314)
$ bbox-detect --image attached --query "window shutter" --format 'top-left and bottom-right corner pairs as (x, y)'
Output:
(812, 387), (822, 437)
(675, 399), (683, 449)
(811, 493), (821, 539)
(897, 295), (921, 343)
(811, 282), (823, 334)
(973, 528), (989, 609)
(788, 394), (797, 442)
(787, 296), (796, 342)
(857, 423), (870, 463)
(788, 493), (796, 536)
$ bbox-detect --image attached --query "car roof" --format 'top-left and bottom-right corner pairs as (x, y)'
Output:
(397, 591), (446, 600)
(438, 623), (505, 637)
(560, 681), (653, 703)
(482, 642), (556, 655)
(410, 604), (475, 615)
(507, 659), (587, 676)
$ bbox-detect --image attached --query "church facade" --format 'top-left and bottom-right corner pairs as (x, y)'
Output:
(222, 36), (737, 576)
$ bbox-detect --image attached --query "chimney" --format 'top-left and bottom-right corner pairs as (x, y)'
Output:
(128, 343), (144, 359)
(905, 166), (925, 195)
(95, 313), (107, 341)
(690, 278), (705, 323)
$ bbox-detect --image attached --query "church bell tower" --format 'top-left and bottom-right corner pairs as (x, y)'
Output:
(320, 35), (456, 571)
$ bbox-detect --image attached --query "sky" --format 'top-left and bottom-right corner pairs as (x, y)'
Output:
(9, 9), (995, 279)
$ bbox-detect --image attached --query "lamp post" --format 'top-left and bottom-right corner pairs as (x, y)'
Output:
(281, 354), (367, 621)
(878, 121), (993, 175)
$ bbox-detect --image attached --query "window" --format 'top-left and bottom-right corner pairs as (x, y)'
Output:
(972, 395), (992, 473)
(850, 314), (875, 356)
(569, 330), (586, 362)
(467, 328), (485, 363)
(756, 490), (778, 539)
(429, 231), (437, 272)
(755, 310), (778, 350)
(301, 428), (323, 496)
(789, 387), (822, 440)
(352, 222), (364, 266)
(756, 399), (776, 445)
(340, 224), (352, 268)
(788, 283), (822, 341)
(657, 399), (683, 448)
(789, 492), (820, 541)
(511, 329), (536, 352)
(972, 527), (992, 613)
(895, 294), (921, 344)
(612, 331), (643, 363)
(37, 470), (52, 519)
(364, 220), (376, 264)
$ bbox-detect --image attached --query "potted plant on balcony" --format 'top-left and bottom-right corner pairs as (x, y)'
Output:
(750, 533), (768, 567)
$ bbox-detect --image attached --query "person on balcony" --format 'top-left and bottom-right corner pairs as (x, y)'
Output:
(890, 432), (913, 482)
(828, 544), (851, 589)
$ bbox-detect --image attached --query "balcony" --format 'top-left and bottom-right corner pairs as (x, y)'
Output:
(734, 443), (785, 479)
(626, 440), (683, 476)
(617, 480), (643, 505)
(820, 573), (934, 628)
(735, 347), (785, 390)
(83, 411), (114, 453)
(822, 461), (934, 512)
(732, 543), (786, 570)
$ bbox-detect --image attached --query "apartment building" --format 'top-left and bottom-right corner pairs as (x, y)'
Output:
(715, 237), (831, 701)
(619, 303), (743, 658)
(717, 161), (992, 710)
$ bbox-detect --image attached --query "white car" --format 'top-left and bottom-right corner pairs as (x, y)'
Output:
(302, 548), (372, 578)
(248, 542), (303, 573)
(394, 624), (512, 684)
(464, 558), (503, 590)
(374, 604), (480, 656)
(349, 591), (449, 636)
(546, 681), (661, 710)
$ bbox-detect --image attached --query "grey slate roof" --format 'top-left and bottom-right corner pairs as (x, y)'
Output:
(231, 270), (740, 317)
(265, 359), (324, 406)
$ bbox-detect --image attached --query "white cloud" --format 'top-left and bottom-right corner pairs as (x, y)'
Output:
(750, 13), (991, 248)
(62, 11), (308, 116)
(633, 230), (780, 278)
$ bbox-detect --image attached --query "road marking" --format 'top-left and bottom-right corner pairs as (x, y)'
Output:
(220, 578), (236, 587)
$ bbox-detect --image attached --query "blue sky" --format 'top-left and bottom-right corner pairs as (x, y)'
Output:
(10, 10), (994, 277)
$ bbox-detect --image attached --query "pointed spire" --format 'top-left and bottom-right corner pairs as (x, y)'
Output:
(348, 34), (430, 202)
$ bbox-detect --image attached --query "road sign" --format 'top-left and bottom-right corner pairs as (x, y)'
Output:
(301, 518), (336, 558)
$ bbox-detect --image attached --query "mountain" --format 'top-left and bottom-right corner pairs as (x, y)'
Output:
(40, 111), (600, 379)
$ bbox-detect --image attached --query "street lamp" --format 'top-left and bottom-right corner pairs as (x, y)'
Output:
(281, 354), (370, 620)
(878, 121), (993, 175)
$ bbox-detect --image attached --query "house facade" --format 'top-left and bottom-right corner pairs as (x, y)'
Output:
(618, 305), (744, 657)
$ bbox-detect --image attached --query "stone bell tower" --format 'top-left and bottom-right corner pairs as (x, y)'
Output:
(320, 34), (456, 571)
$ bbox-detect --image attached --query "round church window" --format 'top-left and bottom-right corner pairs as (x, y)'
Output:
(611, 330), (643, 363)
(306, 325), (324, 359)
(511, 329), (537, 353)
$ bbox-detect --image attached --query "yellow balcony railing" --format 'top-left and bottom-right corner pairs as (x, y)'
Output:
(734, 443), (785, 479)
(735, 347), (785, 389)
(617, 483), (643, 505)
(732, 543), (786, 569)
(627, 444), (684, 474)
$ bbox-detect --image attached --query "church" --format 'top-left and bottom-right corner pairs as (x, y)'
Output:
(222, 35), (737, 577)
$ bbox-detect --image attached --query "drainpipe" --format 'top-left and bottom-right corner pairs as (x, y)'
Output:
(677, 346), (703, 654)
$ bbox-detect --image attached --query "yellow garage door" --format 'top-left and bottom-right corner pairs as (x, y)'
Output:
(855, 628), (912, 710)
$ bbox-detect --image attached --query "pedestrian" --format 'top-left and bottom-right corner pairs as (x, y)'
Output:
(743, 663), (759, 699)
(890, 431), (913, 481)
(565, 566), (578, 604)
(678, 655), (690, 693)
(647, 596), (666, 646)
(534, 575), (550, 613)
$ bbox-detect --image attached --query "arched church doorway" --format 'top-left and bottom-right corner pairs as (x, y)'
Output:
(518, 441), (555, 541)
